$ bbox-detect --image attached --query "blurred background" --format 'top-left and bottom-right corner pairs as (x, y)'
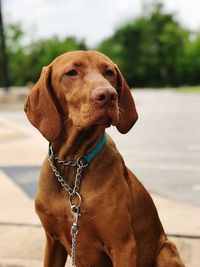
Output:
(1, 0), (200, 89)
(0, 0), (200, 267)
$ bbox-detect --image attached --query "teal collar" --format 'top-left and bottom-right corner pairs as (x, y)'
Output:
(82, 132), (107, 164)
(48, 132), (107, 165)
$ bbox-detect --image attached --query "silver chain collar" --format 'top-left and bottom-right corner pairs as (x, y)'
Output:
(48, 146), (88, 267)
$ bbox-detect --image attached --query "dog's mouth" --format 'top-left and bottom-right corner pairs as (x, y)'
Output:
(75, 106), (119, 131)
(93, 107), (119, 125)
(93, 114), (113, 127)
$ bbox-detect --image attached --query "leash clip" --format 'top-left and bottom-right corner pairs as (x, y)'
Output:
(70, 205), (81, 236)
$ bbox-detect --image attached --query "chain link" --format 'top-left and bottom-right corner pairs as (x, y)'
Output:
(48, 153), (87, 196)
(48, 146), (88, 267)
(71, 232), (77, 266)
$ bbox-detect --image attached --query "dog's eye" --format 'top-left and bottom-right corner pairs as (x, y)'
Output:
(65, 69), (78, 77)
(104, 69), (114, 77)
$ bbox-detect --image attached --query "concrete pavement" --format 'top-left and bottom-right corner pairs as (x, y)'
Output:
(0, 88), (200, 266)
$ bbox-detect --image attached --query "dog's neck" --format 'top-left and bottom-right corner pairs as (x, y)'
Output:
(51, 120), (106, 161)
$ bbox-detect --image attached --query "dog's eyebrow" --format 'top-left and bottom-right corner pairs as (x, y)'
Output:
(63, 59), (84, 69)
(100, 63), (114, 70)
(62, 61), (85, 75)
(73, 61), (84, 67)
(69, 58), (85, 67)
(103, 64), (114, 69)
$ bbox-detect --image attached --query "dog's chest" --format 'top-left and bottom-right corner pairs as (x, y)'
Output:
(36, 160), (133, 265)
(36, 192), (114, 265)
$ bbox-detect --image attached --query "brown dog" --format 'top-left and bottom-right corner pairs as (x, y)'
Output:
(24, 50), (185, 267)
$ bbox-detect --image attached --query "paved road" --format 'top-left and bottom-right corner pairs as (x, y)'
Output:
(0, 89), (200, 205)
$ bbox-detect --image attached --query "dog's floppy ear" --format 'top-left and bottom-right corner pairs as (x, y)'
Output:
(115, 65), (138, 134)
(24, 65), (61, 141)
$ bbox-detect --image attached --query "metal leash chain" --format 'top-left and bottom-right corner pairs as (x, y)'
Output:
(48, 147), (88, 267)
(70, 205), (80, 267)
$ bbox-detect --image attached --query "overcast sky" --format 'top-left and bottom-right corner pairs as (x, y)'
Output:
(4, 0), (200, 47)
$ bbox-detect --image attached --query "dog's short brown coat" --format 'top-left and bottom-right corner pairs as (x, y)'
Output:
(25, 50), (185, 267)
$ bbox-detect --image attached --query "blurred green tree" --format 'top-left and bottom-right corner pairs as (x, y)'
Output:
(6, 22), (28, 85)
(25, 36), (87, 84)
(98, 2), (189, 87)
(4, 22), (87, 86)
(0, 0), (10, 89)
(183, 34), (200, 85)
(2, 1), (200, 87)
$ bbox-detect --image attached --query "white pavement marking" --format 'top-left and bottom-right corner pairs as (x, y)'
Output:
(0, 116), (39, 138)
(0, 170), (40, 225)
(131, 162), (200, 172)
(188, 144), (200, 151)
(192, 184), (200, 192)
(152, 193), (200, 237)
(0, 138), (47, 166)
(0, 258), (43, 267)
(0, 258), (72, 267)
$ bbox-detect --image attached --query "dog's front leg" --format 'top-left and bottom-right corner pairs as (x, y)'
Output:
(44, 234), (67, 267)
(110, 239), (137, 267)
(154, 240), (185, 267)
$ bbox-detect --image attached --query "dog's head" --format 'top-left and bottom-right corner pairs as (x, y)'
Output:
(24, 50), (138, 141)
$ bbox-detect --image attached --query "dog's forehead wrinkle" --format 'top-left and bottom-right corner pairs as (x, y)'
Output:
(85, 51), (114, 69)
(52, 51), (114, 76)
(61, 58), (85, 69)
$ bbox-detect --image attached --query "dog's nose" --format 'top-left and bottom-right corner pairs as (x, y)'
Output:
(92, 87), (118, 107)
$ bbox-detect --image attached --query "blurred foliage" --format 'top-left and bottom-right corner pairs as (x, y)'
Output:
(1, 1), (200, 87)
(1, 22), (87, 86)
(98, 2), (191, 87)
